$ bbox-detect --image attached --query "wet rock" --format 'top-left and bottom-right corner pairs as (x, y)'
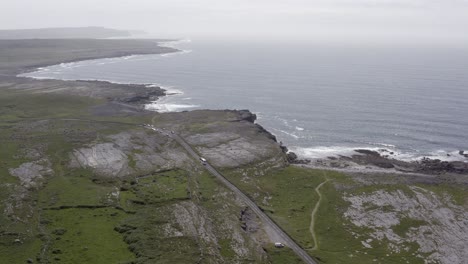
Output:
(119, 89), (164, 104)
(416, 158), (468, 174)
(280, 143), (288, 153)
(287, 152), (310, 164)
(459, 150), (468, 158)
(286, 152), (298, 162)
(355, 149), (381, 156)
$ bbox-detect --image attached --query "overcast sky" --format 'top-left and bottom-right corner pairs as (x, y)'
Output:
(2, 0), (468, 44)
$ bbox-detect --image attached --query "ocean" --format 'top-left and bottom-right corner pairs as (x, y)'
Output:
(20, 39), (468, 161)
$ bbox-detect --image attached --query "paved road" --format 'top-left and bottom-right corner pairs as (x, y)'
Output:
(166, 132), (317, 264)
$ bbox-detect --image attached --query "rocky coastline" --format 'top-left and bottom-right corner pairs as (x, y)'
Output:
(4, 38), (467, 178)
(288, 148), (468, 176)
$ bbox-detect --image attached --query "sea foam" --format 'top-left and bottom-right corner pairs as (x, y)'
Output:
(290, 146), (468, 162)
(145, 102), (199, 113)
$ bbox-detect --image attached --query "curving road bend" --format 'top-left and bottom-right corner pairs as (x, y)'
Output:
(163, 130), (317, 264)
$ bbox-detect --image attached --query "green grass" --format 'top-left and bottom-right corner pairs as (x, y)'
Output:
(0, 90), (141, 263)
(116, 206), (200, 264)
(38, 170), (116, 208)
(221, 165), (446, 263)
(0, 235), (43, 264)
(418, 184), (468, 206)
(223, 166), (331, 249)
(0, 92), (99, 122)
(134, 170), (189, 205)
(197, 171), (221, 203)
(41, 208), (135, 263)
(219, 238), (237, 259)
(392, 218), (427, 237)
(264, 244), (303, 264)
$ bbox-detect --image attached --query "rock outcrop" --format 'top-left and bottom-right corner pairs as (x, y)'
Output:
(237, 110), (257, 123)
(9, 159), (53, 188)
(344, 186), (468, 264)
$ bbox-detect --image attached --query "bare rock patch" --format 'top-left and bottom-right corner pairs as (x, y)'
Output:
(344, 186), (468, 264)
(9, 159), (53, 188)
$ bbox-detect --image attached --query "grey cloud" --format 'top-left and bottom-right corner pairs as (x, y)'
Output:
(1, 0), (467, 44)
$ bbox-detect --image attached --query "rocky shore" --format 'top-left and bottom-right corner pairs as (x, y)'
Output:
(289, 148), (468, 176)
(5, 38), (466, 179)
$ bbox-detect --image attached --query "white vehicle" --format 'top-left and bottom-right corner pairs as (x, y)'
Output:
(200, 157), (207, 163)
(274, 242), (285, 248)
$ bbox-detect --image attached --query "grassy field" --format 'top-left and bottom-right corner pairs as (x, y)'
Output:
(222, 165), (467, 264)
(0, 90), (142, 263)
(0, 88), (280, 263)
(41, 208), (135, 263)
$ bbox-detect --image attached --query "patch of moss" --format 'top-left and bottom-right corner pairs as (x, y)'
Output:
(264, 244), (303, 264)
(392, 218), (427, 237)
(41, 208), (135, 263)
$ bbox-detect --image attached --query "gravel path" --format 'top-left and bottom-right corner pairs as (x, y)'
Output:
(310, 177), (330, 251)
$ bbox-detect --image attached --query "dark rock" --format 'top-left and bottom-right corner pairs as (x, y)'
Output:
(237, 110), (257, 123)
(287, 152), (298, 162)
(114, 224), (137, 234)
(119, 89), (164, 104)
(286, 151), (311, 164)
(255, 124), (277, 142)
(459, 150), (468, 158)
(240, 207), (259, 233)
(415, 158), (468, 174)
(373, 161), (394, 169)
(355, 149), (381, 156)
(279, 142), (288, 153)
(52, 228), (67, 236)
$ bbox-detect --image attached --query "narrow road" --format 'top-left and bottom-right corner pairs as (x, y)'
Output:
(310, 178), (330, 251)
(166, 132), (318, 264)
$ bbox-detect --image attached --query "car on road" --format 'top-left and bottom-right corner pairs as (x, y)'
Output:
(200, 157), (207, 165)
(274, 242), (285, 248)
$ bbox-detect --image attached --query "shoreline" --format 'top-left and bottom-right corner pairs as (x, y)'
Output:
(15, 39), (180, 76)
(289, 148), (468, 176)
(1, 39), (183, 114)
(6, 39), (468, 177)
